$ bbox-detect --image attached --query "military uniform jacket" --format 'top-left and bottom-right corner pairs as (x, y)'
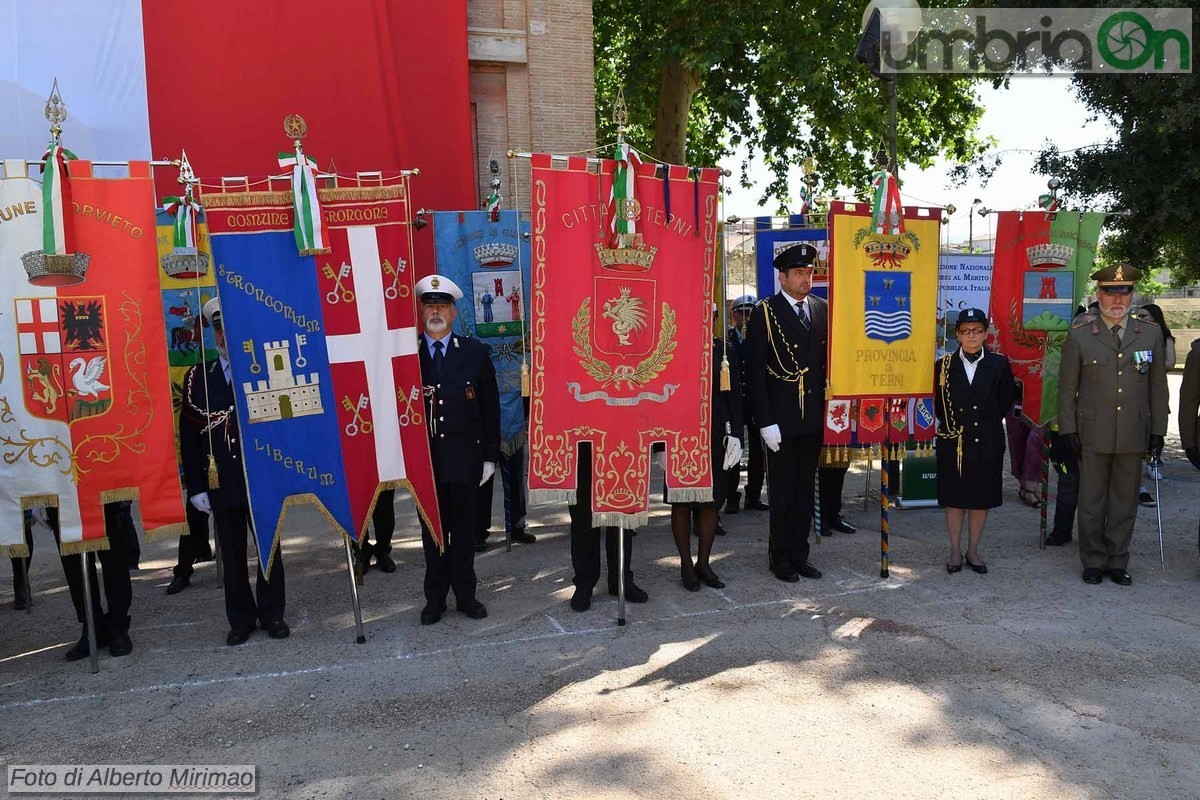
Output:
(712, 337), (744, 447)
(934, 350), (1016, 465)
(419, 333), (501, 485)
(745, 293), (827, 436)
(1178, 339), (1200, 449)
(179, 359), (248, 508)
(1058, 313), (1168, 453)
(727, 325), (754, 425)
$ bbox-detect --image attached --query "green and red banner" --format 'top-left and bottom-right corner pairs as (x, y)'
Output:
(528, 154), (720, 527)
(990, 211), (1106, 426)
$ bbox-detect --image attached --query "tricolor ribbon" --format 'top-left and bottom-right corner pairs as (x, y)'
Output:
(39, 143), (77, 255)
(798, 183), (812, 216)
(870, 168), (904, 236)
(277, 149), (331, 255)
(486, 188), (501, 222)
(162, 194), (201, 253)
(609, 142), (643, 242)
(1038, 193), (1059, 212)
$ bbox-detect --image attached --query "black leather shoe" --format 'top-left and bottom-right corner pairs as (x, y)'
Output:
(1106, 569), (1132, 586)
(965, 558), (987, 575)
(65, 626), (107, 661)
(569, 587), (592, 612)
(1044, 530), (1073, 546)
(716, 521), (728, 536)
(226, 627), (254, 646)
(946, 560), (962, 574)
(166, 574), (190, 595)
(830, 517), (857, 534)
(511, 529), (537, 544)
(374, 552), (397, 573)
(107, 631), (133, 657)
(724, 492), (741, 515)
(458, 600), (488, 619)
(193, 546), (214, 564)
(795, 562), (823, 579)
(696, 563), (724, 589)
(608, 578), (649, 603)
(745, 498), (769, 511)
(420, 603), (446, 625)
(772, 565), (800, 583)
(681, 565), (702, 592)
(1082, 568), (1104, 585)
(263, 620), (290, 639)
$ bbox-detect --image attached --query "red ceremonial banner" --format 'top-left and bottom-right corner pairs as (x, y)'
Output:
(528, 154), (720, 526)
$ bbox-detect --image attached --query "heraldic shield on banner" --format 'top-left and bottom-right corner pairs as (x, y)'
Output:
(528, 153), (720, 528)
(203, 172), (441, 574)
(0, 160), (187, 557)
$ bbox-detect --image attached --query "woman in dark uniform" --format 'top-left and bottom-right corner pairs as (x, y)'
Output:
(935, 308), (1016, 574)
(668, 329), (743, 591)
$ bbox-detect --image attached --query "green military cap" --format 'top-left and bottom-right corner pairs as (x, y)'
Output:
(1090, 262), (1140, 294)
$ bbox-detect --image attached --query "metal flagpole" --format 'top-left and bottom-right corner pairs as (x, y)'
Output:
(616, 527), (627, 626)
(343, 537), (366, 643)
(1039, 429), (1050, 549)
(880, 452), (890, 579)
(80, 553), (100, 673)
(814, 465), (822, 544)
(1153, 455), (1165, 569)
(862, 449), (873, 511)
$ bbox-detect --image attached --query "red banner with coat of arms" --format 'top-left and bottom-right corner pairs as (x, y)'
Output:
(528, 154), (720, 527)
(0, 160), (186, 556)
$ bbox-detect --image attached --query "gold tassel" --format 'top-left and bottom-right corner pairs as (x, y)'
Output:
(719, 357), (731, 391)
(520, 361), (531, 397)
(207, 454), (220, 490)
(957, 435), (963, 476)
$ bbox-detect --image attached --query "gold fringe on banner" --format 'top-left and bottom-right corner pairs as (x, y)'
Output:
(529, 488), (579, 506)
(499, 432), (528, 458)
(99, 487), (140, 505)
(207, 455), (220, 490)
(0, 544), (30, 559)
(59, 538), (111, 557)
(665, 487), (714, 504)
(202, 184), (406, 209)
(20, 494), (58, 510)
(143, 521), (190, 544)
(319, 185), (405, 203)
(592, 511), (649, 529)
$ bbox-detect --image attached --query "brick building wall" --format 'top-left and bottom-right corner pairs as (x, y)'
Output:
(467, 0), (597, 210)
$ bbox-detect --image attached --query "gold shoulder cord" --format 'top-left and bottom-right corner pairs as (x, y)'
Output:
(935, 352), (964, 475)
(762, 301), (810, 417)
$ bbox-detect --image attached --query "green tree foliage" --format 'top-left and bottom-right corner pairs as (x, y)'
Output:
(594, 0), (989, 209)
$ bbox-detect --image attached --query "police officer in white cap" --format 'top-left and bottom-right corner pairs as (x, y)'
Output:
(180, 297), (289, 645)
(414, 275), (501, 625)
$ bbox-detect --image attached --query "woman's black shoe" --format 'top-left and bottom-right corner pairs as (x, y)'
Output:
(966, 557), (987, 574)
(680, 565), (701, 592)
(696, 563), (724, 589)
(946, 560), (962, 574)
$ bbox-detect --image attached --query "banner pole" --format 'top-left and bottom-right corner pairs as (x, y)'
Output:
(880, 455), (890, 579)
(80, 553), (100, 673)
(343, 537), (366, 644)
(1039, 429), (1050, 549)
(862, 449), (873, 511)
(616, 527), (627, 627)
(814, 465), (822, 545)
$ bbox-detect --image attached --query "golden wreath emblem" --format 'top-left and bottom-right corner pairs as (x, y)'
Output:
(572, 297), (676, 391)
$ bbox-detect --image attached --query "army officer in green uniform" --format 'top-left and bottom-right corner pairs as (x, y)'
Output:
(1057, 263), (1168, 586)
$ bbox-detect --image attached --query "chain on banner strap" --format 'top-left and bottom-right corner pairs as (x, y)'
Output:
(277, 114), (331, 256)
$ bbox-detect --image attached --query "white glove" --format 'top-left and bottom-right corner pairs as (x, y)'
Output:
(760, 424), (782, 453)
(189, 492), (212, 514)
(479, 461), (496, 487)
(722, 435), (743, 471)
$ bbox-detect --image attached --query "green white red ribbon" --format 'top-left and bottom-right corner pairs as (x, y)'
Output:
(870, 168), (904, 235)
(277, 149), (330, 255)
(39, 144), (77, 255)
(1038, 193), (1059, 212)
(798, 183), (812, 215)
(610, 142), (642, 241)
(486, 188), (501, 222)
(162, 194), (201, 252)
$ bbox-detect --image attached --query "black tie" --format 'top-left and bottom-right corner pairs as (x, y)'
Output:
(1112, 324), (1122, 346)
(431, 339), (445, 381)
(796, 302), (810, 330)
(963, 350), (982, 363)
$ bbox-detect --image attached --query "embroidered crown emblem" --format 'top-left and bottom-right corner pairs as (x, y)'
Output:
(1026, 243), (1073, 268)
(594, 234), (658, 273)
(473, 242), (518, 268)
(160, 250), (210, 279)
(22, 250), (91, 287)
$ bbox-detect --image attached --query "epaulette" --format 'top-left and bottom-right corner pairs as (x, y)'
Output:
(1071, 312), (1098, 329)
(1140, 317), (1160, 326)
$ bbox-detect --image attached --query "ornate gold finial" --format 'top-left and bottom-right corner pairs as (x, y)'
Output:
(45, 78), (67, 142)
(177, 149), (197, 189)
(283, 113), (308, 149)
(612, 88), (629, 133)
(802, 156), (817, 177)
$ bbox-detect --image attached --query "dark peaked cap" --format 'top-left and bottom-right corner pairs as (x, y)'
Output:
(773, 243), (818, 271)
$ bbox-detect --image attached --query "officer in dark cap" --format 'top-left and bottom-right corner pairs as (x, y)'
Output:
(725, 294), (767, 512)
(745, 243), (827, 582)
(415, 275), (500, 625)
(1058, 263), (1168, 586)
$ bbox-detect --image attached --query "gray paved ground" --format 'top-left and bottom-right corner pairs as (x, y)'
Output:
(2, 375), (1199, 799)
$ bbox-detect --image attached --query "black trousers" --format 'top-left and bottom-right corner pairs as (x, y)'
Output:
(212, 503), (285, 632)
(819, 465), (848, 526)
(12, 504), (136, 633)
(477, 447), (528, 543)
(766, 433), (821, 569)
(174, 500), (213, 579)
(568, 446), (635, 590)
(421, 480), (479, 607)
(725, 423), (767, 503)
(1049, 432), (1080, 535)
(363, 489), (396, 556)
